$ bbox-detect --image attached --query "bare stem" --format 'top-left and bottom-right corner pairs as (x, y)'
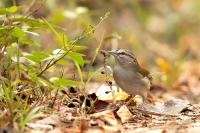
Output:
(37, 12), (110, 77)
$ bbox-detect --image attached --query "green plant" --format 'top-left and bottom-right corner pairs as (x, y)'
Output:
(0, 3), (110, 130)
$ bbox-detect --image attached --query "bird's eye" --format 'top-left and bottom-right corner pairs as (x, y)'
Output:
(121, 52), (125, 55)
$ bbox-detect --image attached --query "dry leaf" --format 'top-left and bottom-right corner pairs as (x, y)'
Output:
(26, 123), (53, 130)
(96, 84), (129, 101)
(90, 110), (118, 126)
(102, 125), (120, 133)
(189, 127), (200, 133)
(36, 114), (62, 127)
(117, 105), (133, 123)
(138, 98), (190, 115)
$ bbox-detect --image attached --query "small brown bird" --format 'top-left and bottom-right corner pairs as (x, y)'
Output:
(107, 49), (152, 103)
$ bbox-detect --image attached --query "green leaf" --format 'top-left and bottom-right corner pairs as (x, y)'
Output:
(57, 59), (69, 65)
(52, 49), (65, 54)
(0, 6), (21, 15)
(38, 78), (53, 87)
(25, 55), (40, 63)
(11, 17), (51, 29)
(0, 26), (9, 32)
(68, 52), (85, 67)
(19, 39), (40, 46)
(28, 69), (38, 81)
(20, 106), (42, 128)
(42, 18), (67, 46)
(25, 52), (49, 63)
(7, 43), (18, 57)
(74, 60), (83, 84)
(42, 49), (65, 62)
(12, 27), (25, 38)
(24, 30), (39, 36)
(7, 6), (18, 13)
(50, 77), (80, 86)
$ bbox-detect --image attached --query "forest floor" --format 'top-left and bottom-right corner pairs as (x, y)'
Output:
(22, 62), (200, 133)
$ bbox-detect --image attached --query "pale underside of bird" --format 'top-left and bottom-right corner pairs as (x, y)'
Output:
(106, 49), (152, 100)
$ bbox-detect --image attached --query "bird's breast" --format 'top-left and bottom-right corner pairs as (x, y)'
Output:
(113, 65), (150, 96)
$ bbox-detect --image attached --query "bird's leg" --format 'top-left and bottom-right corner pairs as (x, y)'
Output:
(125, 95), (135, 106)
(125, 95), (146, 106)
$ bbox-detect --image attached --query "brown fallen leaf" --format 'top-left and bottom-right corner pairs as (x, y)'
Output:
(117, 105), (133, 123)
(86, 128), (104, 133)
(93, 100), (110, 113)
(26, 123), (53, 130)
(188, 127), (200, 133)
(102, 125), (121, 133)
(48, 127), (80, 133)
(35, 114), (63, 127)
(90, 110), (118, 127)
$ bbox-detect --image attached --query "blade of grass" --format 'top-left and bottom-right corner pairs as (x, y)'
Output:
(91, 30), (105, 64)
(42, 18), (67, 46)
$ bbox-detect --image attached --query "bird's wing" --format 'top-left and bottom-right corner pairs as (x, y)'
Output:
(138, 67), (152, 85)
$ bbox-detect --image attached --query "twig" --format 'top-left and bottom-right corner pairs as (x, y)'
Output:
(36, 38), (80, 77)
(37, 12), (110, 77)
(50, 67), (64, 108)
(91, 30), (105, 64)
(188, 103), (200, 113)
(24, 0), (46, 18)
(101, 50), (115, 101)
(24, 0), (37, 14)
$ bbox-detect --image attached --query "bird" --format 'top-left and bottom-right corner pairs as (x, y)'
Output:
(106, 49), (152, 104)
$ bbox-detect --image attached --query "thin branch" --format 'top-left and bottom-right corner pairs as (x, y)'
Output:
(36, 12), (109, 77)
(91, 30), (105, 64)
(36, 32), (87, 77)
(50, 67), (64, 108)
(24, 0), (37, 14)
(25, 0), (46, 18)
(37, 48), (72, 77)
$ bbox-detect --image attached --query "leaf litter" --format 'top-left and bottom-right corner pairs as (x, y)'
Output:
(23, 87), (200, 133)
(19, 62), (200, 133)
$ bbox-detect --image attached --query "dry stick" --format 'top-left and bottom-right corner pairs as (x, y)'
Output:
(101, 51), (115, 101)
(85, 37), (107, 112)
(24, 0), (37, 15)
(72, 64), (76, 81)
(50, 67), (64, 109)
(37, 25), (96, 78)
(91, 30), (105, 64)
(84, 30), (105, 93)
(24, 0), (46, 18)
(188, 103), (200, 113)
(37, 12), (109, 77)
